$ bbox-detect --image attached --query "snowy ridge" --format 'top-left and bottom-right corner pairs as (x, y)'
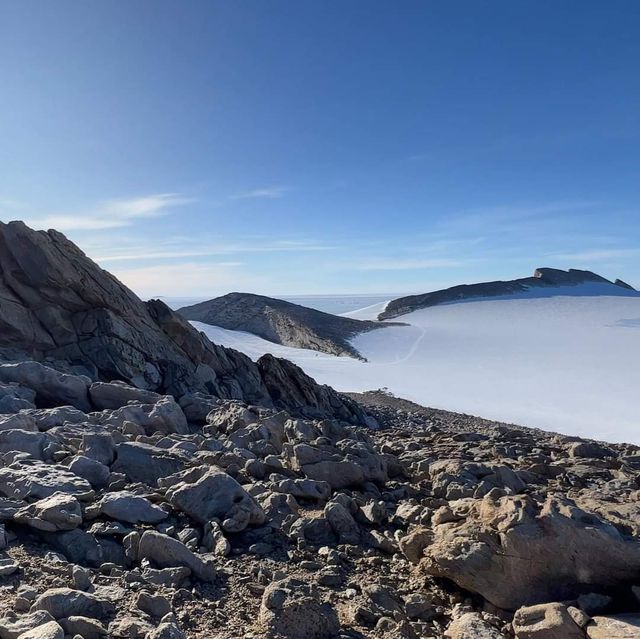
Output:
(193, 292), (640, 444)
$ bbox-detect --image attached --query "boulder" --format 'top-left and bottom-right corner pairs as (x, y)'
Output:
(0, 611), (56, 639)
(586, 615), (640, 638)
(138, 531), (216, 582)
(99, 491), (168, 524)
(0, 362), (91, 412)
(513, 603), (586, 638)
(445, 612), (505, 639)
(88, 381), (162, 410)
(14, 492), (82, 531)
(111, 442), (186, 486)
(256, 577), (340, 639)
(166, 467), (265, 531)
(16, 621), (64, 639)
(31, 588), (115, 620)
(58, 616), (108, 639)
(100, 397), (188, 435)
(421, 494), (640, 610)
(0, 414), (38, 432)
(68, 455), (111, 488)
(0, 461), (94, 500)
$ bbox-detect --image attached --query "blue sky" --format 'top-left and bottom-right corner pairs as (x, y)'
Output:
(1, 1), (639, 297)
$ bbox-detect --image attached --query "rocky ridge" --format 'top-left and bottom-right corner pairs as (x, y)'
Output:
(0, 221), (367, 424)
(379, 267), (638, 320)
(177, 292), (393, 360)
(0, 375), (637, 638)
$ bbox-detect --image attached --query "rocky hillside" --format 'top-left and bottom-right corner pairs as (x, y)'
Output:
(177, 292), (391, 359)
(0, 376), (638, 638)
(0, 221), (368, 424)
(379, 267), (637, 319)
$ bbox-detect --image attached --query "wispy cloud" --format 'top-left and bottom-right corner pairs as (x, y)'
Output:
(547, 248), (640, 262)
(24, 193), (192, 231)
(230, 186), (288, 200)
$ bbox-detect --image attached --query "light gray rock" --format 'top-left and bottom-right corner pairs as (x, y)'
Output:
(99, 491), (168, 524)
(256, 577), (340, 639)
(15, 621), (64, 639)
(31, 588), (115, 620)
(166, 467), (265, 531)
(445, 612), (505, 639)
(58, 616), (108, 639)
(111, 442), (186, 486)
(68, 456), (110, 488)
(0, 414), (38, 432)
(137, 531), (215, 582)
(0, 430), (52, 460)
(0, 362), (91, 413)
(274, 478), (331, 502)
(89, 381), (162, 410)
(99, 397), (188, 436)
(513, 603), (586, 638)
(586, 614), (640, 638)
(0, 461), (94, 500)
(14, 492), (82, 531)
(0, 611), (56, 639)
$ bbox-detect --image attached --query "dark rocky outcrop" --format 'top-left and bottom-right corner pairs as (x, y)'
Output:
(379, 267), (638, 319)
(177, 291), (391, 359)
(0, 221), (367, 423)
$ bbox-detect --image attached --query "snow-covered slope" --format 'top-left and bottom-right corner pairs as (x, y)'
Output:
(192, 292), (640, 443)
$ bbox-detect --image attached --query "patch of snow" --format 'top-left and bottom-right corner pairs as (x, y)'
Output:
(340, 300), (390, 320)
(192, 294), (640, 444)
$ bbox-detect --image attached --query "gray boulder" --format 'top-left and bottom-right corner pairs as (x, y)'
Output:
(166, 467), (265, 531)
(88, 381), (162, 410)
(137, 531), (215, 581)
(31, 588), (115, 620)
(0, 461), (94, 500)
(98, 491), (168, 524)
(14, 492), (82, 531)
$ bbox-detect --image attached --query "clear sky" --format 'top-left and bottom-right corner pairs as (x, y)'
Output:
(1, 1), (639, 298)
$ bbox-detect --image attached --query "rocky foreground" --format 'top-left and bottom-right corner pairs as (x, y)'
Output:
(0, 368), (639, 638)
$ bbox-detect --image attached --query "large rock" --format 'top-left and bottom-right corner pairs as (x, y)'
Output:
(98, 491), (168, 524)
(0, 461), (94, 500)
(14, 492), (82, 531)
(586, 614), (640, 638)
(513, 603), (586, 638)
(256, 577), (340, 639)
(111, 442), (187, 485)
(137, 531), (215, 581)
(445, 612), (505, 639)
(88, 381), (162, 410)
(422, 493), (640, 610)
(16, 621), (64, 639)
(99, 397), (188, 435)
(0, 362), (91, 412)
(0, 611), (56, 639)
(166, 467), (265, 531)
(31, 588), (115, 620)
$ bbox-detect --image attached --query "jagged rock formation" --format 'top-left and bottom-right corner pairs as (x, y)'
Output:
(0, 221), (368, 423)
(379, 267), (638, 319)
(177, 291), (391, 359)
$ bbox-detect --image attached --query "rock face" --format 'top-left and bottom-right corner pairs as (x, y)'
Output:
(177, 291), (391, 359)
(0, 221), (368, 424)
(379, 267), (638, 319)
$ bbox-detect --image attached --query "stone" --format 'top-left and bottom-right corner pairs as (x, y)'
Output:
(100, 398), (188, 436)
(422, 494), (640, 610)
(137, 531), (216, 582)
(569, 442), (615, 459)
(324, 501), (360, 544)
(0, 612), (56, 639)
(586, 615), (640, 638)
(135, 592), (172, 619)
(273, 478), (331, 502)
(0, 362), (91, 412)
(166, 467), (264, 531)
(16, 621), (64, 639)
(68, 456), (110, 488)
(98, 491), (168, 524)
(58, 616), (108, 639)
(31, 588), (115, 620)
(14, 492), (82, 531)
(513, 603), (586, 638)
(256, 577), (340, 639)
(445, 613), (504, 639)
(0, 414), (38, 432)
(111, 442), (186, 486)
(0, 461), (94, 501)
(88, 381), (162, 410)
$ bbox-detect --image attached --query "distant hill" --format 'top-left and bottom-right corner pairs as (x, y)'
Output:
(379, 268), (638, 319)
(177, 292), (393, 359)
